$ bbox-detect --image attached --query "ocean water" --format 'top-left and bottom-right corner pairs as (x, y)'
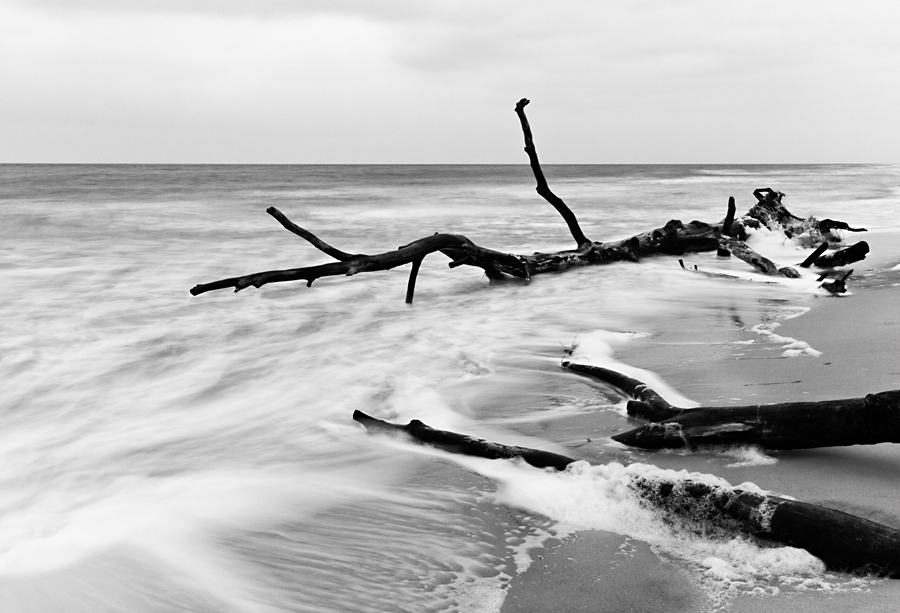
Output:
(1, 164), (899, 612)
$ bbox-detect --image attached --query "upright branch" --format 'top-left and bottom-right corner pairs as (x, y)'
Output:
(799, 242), (830, 268)
(514, 98), (592, 248)
(721, 196), (736, 237)
(189, 99), (871, 300)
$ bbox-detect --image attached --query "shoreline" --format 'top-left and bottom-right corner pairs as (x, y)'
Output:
(499, 231), (900, 612)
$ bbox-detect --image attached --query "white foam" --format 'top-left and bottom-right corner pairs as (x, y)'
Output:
(721, 446), (779, 468)
(563, 330), (700, 409)
(453, 574), (510, 613)
(750, 322), (822, 357)
(444, 456), (869, 602)
(0, 466), (398, 577)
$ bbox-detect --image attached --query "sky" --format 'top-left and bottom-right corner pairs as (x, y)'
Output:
(1, 0), (898, 163)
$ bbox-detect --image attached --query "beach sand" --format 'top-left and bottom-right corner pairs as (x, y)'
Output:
(501, 531), (705, 612)
(501, 232), (900, 612)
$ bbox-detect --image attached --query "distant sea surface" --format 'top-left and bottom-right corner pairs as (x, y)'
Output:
(1, 164), (898, 612)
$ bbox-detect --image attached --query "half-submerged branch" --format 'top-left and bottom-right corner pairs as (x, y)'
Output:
(354, 410), (900, 578)
(191, 101), (869, 302)
(190, 223), (526, 301)
(352, 410), (573, 470)
(564, 361), (900, 451)
(190, 211), (725, 301)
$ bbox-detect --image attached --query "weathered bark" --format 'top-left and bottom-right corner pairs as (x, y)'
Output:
(563, 361), (900, 451)
(814, 241), (870, 268)
(352, 410), (573, 470)
(721, 196), (736, 237)
(354, 410), (900, 577)
(190, 228), (525, 297)
(614, 392), (900, 450)
(514, 98), (590, 249)
(190, 101), (866, 301)
(734, 189), (869, 268)
(799, 242), (830, 268)
(638, 475), (900, 578)
(189, 213), (723, 299)
(564, 363), (687, 421)
(405, 257), (424, 305)
(818, 269), (854, 294)
(818, 219), (867, 235)
(719, 237), (800, 278)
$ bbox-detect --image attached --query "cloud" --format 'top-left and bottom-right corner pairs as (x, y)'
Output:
(1, 0), (898, 162)
(11, 0), (444, 20)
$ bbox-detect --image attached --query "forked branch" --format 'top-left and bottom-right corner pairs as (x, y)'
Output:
(190, 231), (527, 299)
(190, 100), (869, 301)
(267, 207), (356, 261)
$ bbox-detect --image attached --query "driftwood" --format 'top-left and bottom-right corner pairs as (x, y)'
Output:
(353, 410), (900, 578)
(353, 410), (574, 470)
(190, 99), (867, 303)
(563, 362), (900, 451)
(814, 241), (869, 268)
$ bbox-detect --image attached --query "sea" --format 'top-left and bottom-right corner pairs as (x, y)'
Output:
(1, 164), (899, 612)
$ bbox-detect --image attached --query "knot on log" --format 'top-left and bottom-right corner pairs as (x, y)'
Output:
(664, 219), (683, 231)
(778, 267), (801, 279)
(864, 391), (900, 413)
(630, 477), (781, 536)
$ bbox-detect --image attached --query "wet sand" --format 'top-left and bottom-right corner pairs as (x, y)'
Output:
(501, 531), (706, 612)
(502, 232), (900, 612)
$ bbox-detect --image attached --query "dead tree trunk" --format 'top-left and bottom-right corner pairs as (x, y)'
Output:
(353, 410), (900, 578)
(353, 410), (574, 470)
(564, 362), (900, 451)
(190, 99), (867, 303)
(814, 241), (870, 268)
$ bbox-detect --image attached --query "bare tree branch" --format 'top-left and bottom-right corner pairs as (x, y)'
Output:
(266, 207), (356, 261)
(514, 98), (591, 248)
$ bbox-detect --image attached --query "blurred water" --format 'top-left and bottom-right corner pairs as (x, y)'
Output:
(0, 164), (898, 612)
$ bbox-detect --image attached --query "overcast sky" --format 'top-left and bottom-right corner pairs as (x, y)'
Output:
(2, 0), (898, 163)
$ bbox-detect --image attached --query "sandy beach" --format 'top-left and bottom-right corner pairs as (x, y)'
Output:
(2, 164), (897, 613)
(501, 231), (900, 612)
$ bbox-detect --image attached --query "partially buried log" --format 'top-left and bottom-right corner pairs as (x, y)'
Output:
(190, 99), (867, 303)
(563, 362), (900, 451)
(353, 410), (900, 577)
(815, 241), (869, 268)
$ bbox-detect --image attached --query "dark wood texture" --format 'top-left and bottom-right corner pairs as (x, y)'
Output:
(815, 241), (870, 268)
(352, 410), (574, 470)
(190, 101), (867, 300)
(564, 361), (900, 451)
(514, 98), (591, 248)
(613, 391), (900, 450)
(354, 411), (900, 577)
